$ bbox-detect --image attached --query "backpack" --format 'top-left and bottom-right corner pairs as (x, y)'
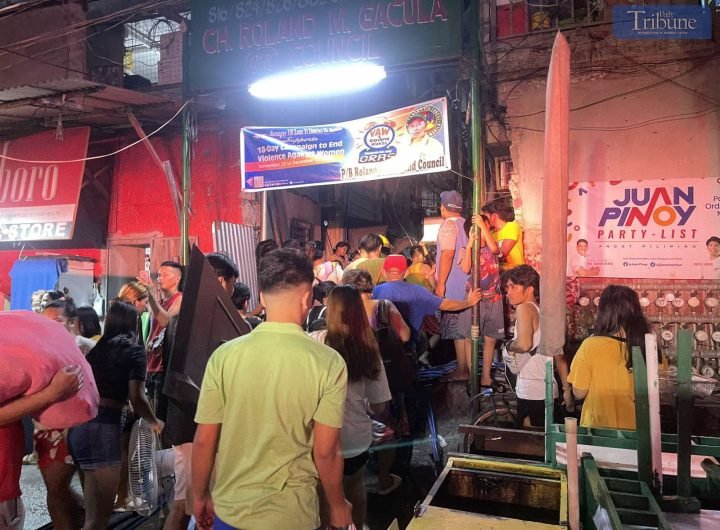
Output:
(375, 300), (415, 393)
(304, 305), (327, 332)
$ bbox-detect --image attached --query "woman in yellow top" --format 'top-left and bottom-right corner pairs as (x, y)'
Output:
(405, 245), (436, 291)
(568, 285), (651, 430)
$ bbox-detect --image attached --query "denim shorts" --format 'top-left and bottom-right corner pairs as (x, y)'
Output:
(67, 406), (123, 470)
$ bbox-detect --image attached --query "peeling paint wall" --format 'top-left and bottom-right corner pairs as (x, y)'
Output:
(498, 55), (720, 266)
(108, 125), (245, 247)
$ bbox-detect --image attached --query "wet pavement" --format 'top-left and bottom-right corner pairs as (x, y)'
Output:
(19, 433), (449, 530)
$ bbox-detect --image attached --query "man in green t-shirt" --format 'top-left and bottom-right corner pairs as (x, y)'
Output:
(192, 249), (351, 530)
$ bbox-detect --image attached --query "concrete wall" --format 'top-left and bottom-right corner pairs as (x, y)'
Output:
(504, 58), (720, 230)
(488, 27), (720, 264)
(0, 4), (86, 89)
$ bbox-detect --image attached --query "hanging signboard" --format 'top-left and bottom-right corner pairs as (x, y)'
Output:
(188, 0), (462, 91)
(241, 97), (450, 191)
(0, 127), (90, 242)
(567, 178), (720, 279)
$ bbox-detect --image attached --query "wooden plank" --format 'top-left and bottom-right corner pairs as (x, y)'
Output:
(405, 505), (563, 529)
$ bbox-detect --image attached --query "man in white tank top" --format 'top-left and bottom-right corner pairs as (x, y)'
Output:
(503, 265), (560, 428)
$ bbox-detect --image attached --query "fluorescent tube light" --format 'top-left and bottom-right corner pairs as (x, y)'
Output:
(248, 63), (386, 100)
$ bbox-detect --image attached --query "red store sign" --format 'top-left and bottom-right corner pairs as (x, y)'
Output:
(0, 127), (89, 242)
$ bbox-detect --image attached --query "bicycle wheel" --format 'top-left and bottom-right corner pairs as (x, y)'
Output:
(463, 400), (517, 453)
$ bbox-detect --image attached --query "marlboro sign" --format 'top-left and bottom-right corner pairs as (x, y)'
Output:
(0, 127), (90, 242)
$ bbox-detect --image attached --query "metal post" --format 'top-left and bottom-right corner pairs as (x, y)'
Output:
(676, 329), (693, 498)
(632, 346), (652, 488)
(662, 329), (701, 512)
(545, 361), (553, 463)
(180, 103), (191, 267)
(470, 0), (486, 399)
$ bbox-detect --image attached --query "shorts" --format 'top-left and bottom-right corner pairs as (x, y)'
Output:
(67, 407), (123, 470)
(477, 298), (506, 340)
(34, 429), (73, 470)
(146, 371), (168, 421)
(440, 307), (471, 340)
(214, 517), (238, 530)
(515, 398), (545, 429)
(0, 497), (24, 530)
(120, 406), (136, 433)
(173, 443), (192, 501)
(343, 451), (369, 476)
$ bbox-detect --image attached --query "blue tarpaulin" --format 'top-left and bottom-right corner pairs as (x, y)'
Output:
(9, 258), (61, 310)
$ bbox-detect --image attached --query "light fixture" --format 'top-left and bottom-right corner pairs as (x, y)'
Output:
(248, 63), (386, 100)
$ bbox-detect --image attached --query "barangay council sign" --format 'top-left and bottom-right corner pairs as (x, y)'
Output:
(613, 6), (712, 39)
(241, 98), (450, 191)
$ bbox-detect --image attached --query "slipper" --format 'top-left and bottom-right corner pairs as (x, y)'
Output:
(377, 474), (402, 496)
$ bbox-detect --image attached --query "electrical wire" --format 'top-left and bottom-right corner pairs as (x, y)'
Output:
(510, 60), (709, 118)
(0, 0), (184, 76)
(513, 104), (719, 132)
(0, 99), (191, 164)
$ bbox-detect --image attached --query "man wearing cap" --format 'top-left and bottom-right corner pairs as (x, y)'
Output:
(435, 191), (473, 381)
(373, 255), (482, 345)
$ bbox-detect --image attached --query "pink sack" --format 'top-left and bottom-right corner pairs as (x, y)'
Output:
(0, 311), (99, 429)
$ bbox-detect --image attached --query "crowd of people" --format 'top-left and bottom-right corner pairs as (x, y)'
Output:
(0, 190), (651, 530)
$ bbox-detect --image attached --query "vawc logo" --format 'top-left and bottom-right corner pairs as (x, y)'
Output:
(613, 6), (711, 39)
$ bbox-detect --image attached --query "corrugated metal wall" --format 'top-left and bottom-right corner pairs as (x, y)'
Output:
(212, 221), (259, 306)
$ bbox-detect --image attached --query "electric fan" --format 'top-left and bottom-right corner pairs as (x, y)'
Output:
(127, 418), (162, 516)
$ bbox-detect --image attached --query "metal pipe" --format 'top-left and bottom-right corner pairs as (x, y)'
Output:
(180, 103), (191, 267)
(469, 0), (485, 399)
(645, 333), (663, 495)
(565, 417), (580, 530)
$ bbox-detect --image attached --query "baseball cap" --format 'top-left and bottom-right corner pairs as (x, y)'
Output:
(440, 190), (463, 213)
(383, 255), (408, 274)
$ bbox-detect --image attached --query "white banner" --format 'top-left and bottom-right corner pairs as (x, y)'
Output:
(567, 178), (720, 279)
(242, 98), (451, 191)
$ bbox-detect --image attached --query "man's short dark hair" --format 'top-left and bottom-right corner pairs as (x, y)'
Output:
(359, 233), (382, 253)
(258, 249), (314, 294)
(334, 241), (350, 252)
(341, 269), (374, 293)
(481, 198), (516, 222)
(161, 260), (183, 271)
(282, 239), (303, 250)
(232, 282), (251, 310)
(160, 260), (184, 291)
(256, 239), (278, 262)
(503, 264), (540, 297)
(577, 239), (589, 246)
(313, 281), (336, 303)
(206, 252), (239, 281)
